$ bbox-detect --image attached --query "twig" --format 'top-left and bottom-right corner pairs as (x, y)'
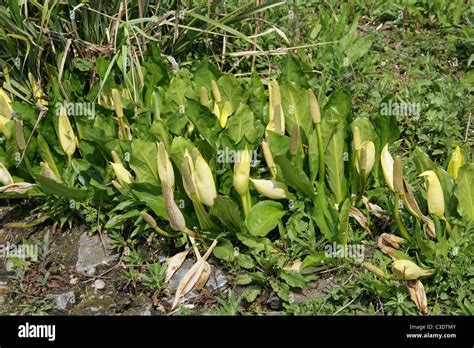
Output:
(333, 291), (361, 315)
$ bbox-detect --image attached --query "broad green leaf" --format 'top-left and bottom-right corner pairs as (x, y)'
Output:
(213, 238), (236, 262)
(245, 201), (285, 237)
(224, 103), (261, 144)
(325, 123), (348, 204)
(237, 254), (255, 269)
(131, 184), (167, 219)
(454, 164), (474, 221)
(280, 81), (312, 137)
(236, 233), (273, 252)
(300, 253), (328, 273)
(169, 136), (195, 167)
(279, 270), (307, 288)
(241, 285), (261, 303)
(338, 198), (351, 244)
(130, 139), (160, 186)
(210, 195), (244, 232)
(36, 176), (90, 201)
(312, 183), (337, 240)
(266, 131), (290, 156)
(193, 58), (221, 89)
(185, 100), (221, 146)
(218, 74), (247, 115)
(37, 134), (61, 179)
(280, 55), (309, 88)
(275, 155), (314, 199)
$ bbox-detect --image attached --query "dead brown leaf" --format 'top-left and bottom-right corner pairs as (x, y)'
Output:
(407, 280), (428, 315)
(171, 239), (218, 310)
(362, 196), (389, 220)
(377, 233), (405, 260)
(164, 248), (191, 283)
(194, 261), (211, 291)
(349, 207), (372, 236)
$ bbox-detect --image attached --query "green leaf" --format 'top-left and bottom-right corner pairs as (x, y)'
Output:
(213, 239), (236, 262)
(338, 198), (351, 244)
(236, 273), (253, 285)
(300, 253), (327, 273)
(224, 103), (261, 144)
(36, 176), (90, 201)
(279, 270), (307, 288)
(454, 164), (474, 221)
(266, 131), (290, 156)
(280, 55), (309, 88)
(218, 74), (247, 115)
(131, 184), (167, 219)
(37, 134), (61, 179)
(129, 139), (160, 186)
(185, 100), (221, 146)
(236, 254), (255, 269)
(236, 233), (273, 252)
(280, 81), (312, 137)
(346, 36), (373, 63)
(210, 195), (244, 232)
(325, 122), (348, 204)
(312, 183), (337, 240)
(275, 155), (314, 199)
(245, 201), (285, 237)
(241, 285), (261, 303)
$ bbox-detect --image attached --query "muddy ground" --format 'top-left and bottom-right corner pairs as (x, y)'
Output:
(0, 203), (336, 316)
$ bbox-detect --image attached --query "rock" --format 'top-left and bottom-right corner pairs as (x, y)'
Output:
(72, 294), (117, 315)
(267, 292), (282, 310)
(76, 233), (118, 275)
(290, 277), (335, 304)
(92, 279), (105, 290)
(46, 291), (76, 311)
(123, 294), (153, 316)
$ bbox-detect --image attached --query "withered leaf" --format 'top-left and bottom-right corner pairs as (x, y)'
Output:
(349, 206), (372, 236)
(194, 261), (211, 291)
(407, 280), (428, 315)
(164, 248), (191, 283)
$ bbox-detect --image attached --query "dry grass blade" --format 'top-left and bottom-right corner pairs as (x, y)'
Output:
(407, 280), (428, 315)
(164, 248), (191, 283)
(349, 206), (372, 236)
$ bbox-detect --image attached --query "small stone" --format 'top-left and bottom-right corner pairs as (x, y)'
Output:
(69, 277), (78, 285)
(267, 293), (282, 311)
(46, 291), (76, 310)
(93, 279), (105, 290)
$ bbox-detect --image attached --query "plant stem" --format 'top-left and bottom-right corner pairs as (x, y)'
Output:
(355, 169), (366, 206)
(240, 191), (251, 218)
(316, 122), (325, 184)
(393, 192), (411, 240)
